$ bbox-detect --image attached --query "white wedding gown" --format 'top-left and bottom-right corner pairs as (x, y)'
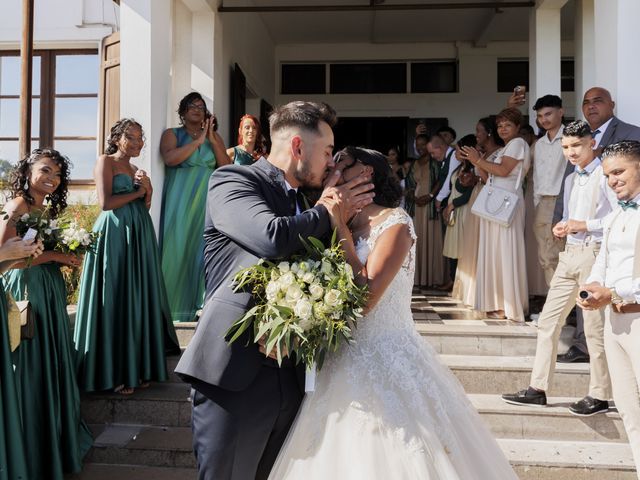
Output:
(268, 208), (518, 480)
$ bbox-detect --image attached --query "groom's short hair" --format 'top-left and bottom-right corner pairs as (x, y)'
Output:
(269, 101), (337, 135)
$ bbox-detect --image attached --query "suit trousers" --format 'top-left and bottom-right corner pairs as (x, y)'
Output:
(533, 196), (565, 286)
(605, 308), (640, 477)
(529, 244), (612, 400)
(190, 364), (302, 480)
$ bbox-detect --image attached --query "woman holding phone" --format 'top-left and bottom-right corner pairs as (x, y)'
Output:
(159, 92), (232, 322)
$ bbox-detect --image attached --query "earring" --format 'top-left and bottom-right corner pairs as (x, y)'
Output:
(23, 179), (29, 190)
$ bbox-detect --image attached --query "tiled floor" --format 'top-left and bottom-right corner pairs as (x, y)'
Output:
(411, 288), (532, 327)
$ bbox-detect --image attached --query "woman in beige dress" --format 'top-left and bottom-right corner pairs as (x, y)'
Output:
(462, 108), (530, 322)
(452, 117), (503, 307)
(412, 134), (446, 288)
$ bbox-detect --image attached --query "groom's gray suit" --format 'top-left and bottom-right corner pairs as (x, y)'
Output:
(175, 158), (331, 480)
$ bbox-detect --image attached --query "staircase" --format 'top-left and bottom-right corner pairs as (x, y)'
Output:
(71, 293), (637, 479)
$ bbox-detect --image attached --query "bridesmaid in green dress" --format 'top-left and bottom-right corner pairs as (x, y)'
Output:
(74, 119), (180, 395)
(225, 114), (266, 166)
(0, 149), (93, 479)
(0, 236), (43, 480)
(159, 92), (231, 322)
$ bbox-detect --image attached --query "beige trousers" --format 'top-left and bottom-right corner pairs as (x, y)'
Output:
(605, 309), (640, 476)
(533, 196), (565, 286)
(529, 244), (612, 399)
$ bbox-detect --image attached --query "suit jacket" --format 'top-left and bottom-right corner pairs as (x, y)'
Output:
(553, 116), (640, 223)
(175, 158), (331, 391)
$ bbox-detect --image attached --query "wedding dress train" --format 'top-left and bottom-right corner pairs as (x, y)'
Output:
(268, 208), (517, 480)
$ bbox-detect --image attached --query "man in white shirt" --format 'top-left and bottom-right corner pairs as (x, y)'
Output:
(502, 121), (614, 415)
(532, 95), (568, 286)
(578, 140), (640, 472)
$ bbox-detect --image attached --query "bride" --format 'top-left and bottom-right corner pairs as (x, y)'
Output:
(268, 147), (517, 480)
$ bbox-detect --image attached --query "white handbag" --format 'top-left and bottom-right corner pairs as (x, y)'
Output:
(471, 163), (523, 227)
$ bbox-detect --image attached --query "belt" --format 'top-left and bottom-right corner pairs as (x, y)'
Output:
(564, 242), (600, 251)
(612, 303), (640, 314)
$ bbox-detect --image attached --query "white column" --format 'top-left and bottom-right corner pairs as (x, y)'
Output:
(574, 0), (595, 109)
(594, 0), (640, 125)
(528, 1), (568, 112)
(120, 0), (172, 229)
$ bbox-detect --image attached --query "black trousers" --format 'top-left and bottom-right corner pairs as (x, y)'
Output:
(190, 364), (302, 480)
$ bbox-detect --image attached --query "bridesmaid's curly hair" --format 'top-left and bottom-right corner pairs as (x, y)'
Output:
(10, 148), (71, 218)
(105, 118), (144, 155)
(335, 146), (402, 208)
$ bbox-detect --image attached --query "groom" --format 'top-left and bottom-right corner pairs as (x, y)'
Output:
(175, 101), (374, 480)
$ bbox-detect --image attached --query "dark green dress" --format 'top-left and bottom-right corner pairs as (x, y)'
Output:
(74, 174), (180, 392)
(159, 127), (216, 322)
(0, 280), (28, 480)
(233, 146), (255, 165)
(6, 264), (93, 479)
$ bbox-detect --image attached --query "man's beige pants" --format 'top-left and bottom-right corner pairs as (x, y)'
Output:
(605, 308), (640, 477)
(533, 196), (565, 286)
(529, 244), (612, 400)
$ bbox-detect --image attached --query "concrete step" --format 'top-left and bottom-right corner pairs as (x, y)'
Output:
(418, 323), (575, 357)
(81, 383), (192, 427)
(500, 438), (636, 479)
(174, 322), (197, 349)
(86, 424), (195, 469)
(442, 354), (591, 397)
(470, 394), (627, 443)
(68, 464), (196, 480)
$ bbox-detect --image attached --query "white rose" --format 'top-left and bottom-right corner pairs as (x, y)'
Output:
(277, 261), (290, 273)
(266, 281), (280, 300)
(294, 298), (313, 320)
(49, 219), (58, 228)
(280, 271), (296, 287)
(298, 261), (310, 272)
(44, 228), (52, 235)
(309, 283), (324, 300)
(290, 262), (300, 274)
(324, 289), (342, 308)
(302, 272), (315, 284)
(20, 213), (30, 222)
(286, 284), (304, 301)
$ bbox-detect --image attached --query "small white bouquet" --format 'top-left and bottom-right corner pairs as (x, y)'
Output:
(55, 221), (98, 256)
(226, 231), (367, 370)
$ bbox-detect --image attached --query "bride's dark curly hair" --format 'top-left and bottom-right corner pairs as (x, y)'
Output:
(335, 146), (402, 208)
(10, 148), (71, 218)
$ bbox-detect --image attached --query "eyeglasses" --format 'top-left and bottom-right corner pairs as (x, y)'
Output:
(187, 103), (206, 111)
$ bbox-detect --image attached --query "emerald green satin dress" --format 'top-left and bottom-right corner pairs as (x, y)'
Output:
(0, 281), (28, 480)
(6, 264), (93, 479)
(159, 127), (217, 322)
(74, 174), (180, 392)
(233, 146), (255, 165)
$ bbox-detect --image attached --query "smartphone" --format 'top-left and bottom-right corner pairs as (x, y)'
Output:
(23, 228), (37, 242)
(514, 85), (526, 95)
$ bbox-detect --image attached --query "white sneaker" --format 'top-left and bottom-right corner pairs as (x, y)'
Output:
(529, 313), (540, 327)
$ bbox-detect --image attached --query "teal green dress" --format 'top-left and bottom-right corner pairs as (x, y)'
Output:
(6, 264), (93, 479)
(0, 281), (28, 480)
(159, 127), (217, 322)
(233, 146), (255, 165)
(74, 174), (180, 392)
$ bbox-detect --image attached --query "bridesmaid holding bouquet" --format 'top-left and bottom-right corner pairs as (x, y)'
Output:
(74, 119), (180, 395)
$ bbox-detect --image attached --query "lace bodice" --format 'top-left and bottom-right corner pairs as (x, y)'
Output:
(353, 208), (417, 342)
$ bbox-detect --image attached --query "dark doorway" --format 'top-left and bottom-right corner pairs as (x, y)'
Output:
(333, 116), (408, 160)
(229, 63), (246, 146)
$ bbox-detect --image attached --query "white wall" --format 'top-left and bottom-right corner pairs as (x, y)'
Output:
(275, 40), (576, 140)
(0, 0), (115, 48)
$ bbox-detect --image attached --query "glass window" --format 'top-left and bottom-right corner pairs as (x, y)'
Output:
(411, 62), (458, 93)
(0, 140), (40, 165)
(54, 98), (98, 137)
(54, 139), (96, 180)
(0, 98), (40, 137)
(497, 60), (528, 93)
(561, 59), (575, 92)
(281, 64), (326, 95)
(0, 55), (41, 96)
(330, 63), (406, 94)
(55, 55), (99, 94)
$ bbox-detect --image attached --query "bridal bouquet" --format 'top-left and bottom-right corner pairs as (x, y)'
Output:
(226, 231), (367, 370)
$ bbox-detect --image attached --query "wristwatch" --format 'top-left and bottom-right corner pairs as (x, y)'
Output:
(609, 288), (624, 305)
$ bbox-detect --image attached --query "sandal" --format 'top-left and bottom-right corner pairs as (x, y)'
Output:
(486, 310), (507, 319)
(114, 384), (135, 395)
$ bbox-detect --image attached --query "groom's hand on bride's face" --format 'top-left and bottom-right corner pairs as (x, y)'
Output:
(318, 173), (375, 225)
